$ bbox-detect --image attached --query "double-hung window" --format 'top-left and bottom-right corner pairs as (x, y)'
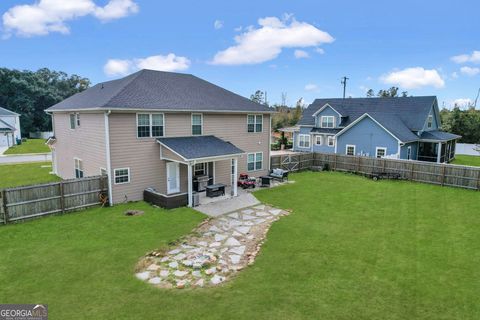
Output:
(137, 113), (164, 138)
(192, 113), (203, 135)
(327, 136), (335, 147)
(427, 115), (433, 129)
(315, 135), (322, 146)
(346, 145), (356, 156)
(194, 163), (206, 176)
(114, 168), (130, 184)
(321, 116), (335, 128)
(376, 147), (386, 158)
(247, 152), (263, 171)
(298, 134), (311, 148)
(70, 113), (80, 129)
(74, 158), (84, 178)
(247, 114), (263, 132)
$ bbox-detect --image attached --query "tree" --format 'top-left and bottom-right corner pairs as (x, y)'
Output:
(0, 68), (90, 135)
(440, 106), (480, 143)
(250, 90), (266, 105)
(366, 87), (409, 98)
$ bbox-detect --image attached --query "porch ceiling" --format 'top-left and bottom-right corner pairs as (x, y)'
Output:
(157, 135), (244, 162)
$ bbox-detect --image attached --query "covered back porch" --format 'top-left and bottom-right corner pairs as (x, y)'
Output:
(156, 135), (244, 208)
(417, 130), (461, 163)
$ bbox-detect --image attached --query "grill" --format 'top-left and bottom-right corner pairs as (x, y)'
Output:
(195, 175), (210, 192)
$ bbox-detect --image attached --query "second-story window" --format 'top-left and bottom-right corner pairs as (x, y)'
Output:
(137, 113), (164, 138)
(247, 114), (263, 132)
(192, 113), (203, 135)
(70, 113), (80, 129)
(321, 116), (335, 128)
(427, 115), (433, 128)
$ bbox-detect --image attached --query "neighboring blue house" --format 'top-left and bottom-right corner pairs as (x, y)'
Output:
(293, 96), (461, 163)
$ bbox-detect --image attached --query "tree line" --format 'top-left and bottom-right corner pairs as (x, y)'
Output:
(0, 68), (90, 136)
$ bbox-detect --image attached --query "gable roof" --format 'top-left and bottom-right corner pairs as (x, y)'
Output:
(157, 135), (244, 161)
(46, 69), (273, 113)
(0, 119), (15, 132)
(299, 96), (437, 132)
(0, 106), (20, 116)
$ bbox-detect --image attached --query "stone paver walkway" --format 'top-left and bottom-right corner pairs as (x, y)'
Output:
(135, 204), (290, 289)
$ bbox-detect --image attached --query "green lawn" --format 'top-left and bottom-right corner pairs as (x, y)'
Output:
(0, 172), (479, 319)
(4, 138), (50, 154)
(0, 162), (60, 189)
(451, 154), (480, 166)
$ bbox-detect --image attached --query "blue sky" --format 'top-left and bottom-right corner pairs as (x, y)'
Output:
(0, 0), (479, 108)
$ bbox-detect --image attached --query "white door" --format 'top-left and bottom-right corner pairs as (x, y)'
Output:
(166, 162), (180, 194)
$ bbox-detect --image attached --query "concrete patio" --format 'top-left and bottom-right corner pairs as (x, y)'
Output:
(195, 187), (260, 217)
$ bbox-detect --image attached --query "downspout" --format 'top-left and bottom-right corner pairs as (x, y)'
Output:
(104, 110), (113, 206)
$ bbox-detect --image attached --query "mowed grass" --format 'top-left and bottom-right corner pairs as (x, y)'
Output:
(0, 162), (60, 189)
(0, 172), (479, 319)
(4, 138), (50, 154)
(451, 154), (480, 166)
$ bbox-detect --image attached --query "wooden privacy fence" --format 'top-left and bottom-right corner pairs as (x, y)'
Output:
(0, 176), (108, 224)
(271, 152), (480, 191)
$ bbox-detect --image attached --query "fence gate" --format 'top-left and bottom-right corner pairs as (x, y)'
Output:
(281, 154), (299, 171)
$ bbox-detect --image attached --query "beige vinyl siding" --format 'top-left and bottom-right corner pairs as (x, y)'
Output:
(108, 112), (271, 204)
(161, 146), (185, 162)
(53, 112), (106, 179)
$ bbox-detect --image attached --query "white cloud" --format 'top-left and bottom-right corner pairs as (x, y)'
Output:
(104, 53), (191, 76)
(460, 66), (480, 76)
(304, 83), (319, 91)
(380, 67), (445, 89)
(211, 14), (334, 65)
(451, 50), (480, 64)
(214, 19), (223, 30)
(451, 71), (459, 79)
(453, 98), (473, 108)
(315, 47), (325, 54)
(294, 49), (309, 59)
(2, 0), (138, 37)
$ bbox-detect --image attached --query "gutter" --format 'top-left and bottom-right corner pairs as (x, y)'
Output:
(104, 110), (113, 206)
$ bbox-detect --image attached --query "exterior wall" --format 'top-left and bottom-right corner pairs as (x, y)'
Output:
(336, 117), (399, 157)
(400, 142), (419, 160)
(53, 112), (106, 179)
(161, 146), (186, 162)
(108, 112), (270, 204)
(293, 127), (313, 152)
(422, 105), (440, 131)
(312, 134), (335, 153)
(314, 105), (342, 128)
(0, 115), (21, 141)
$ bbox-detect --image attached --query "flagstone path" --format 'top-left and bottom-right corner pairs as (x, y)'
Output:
(135, 204), (290, 289)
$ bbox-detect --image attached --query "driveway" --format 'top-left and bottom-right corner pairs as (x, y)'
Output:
(0, 153), (52, 164)
(0, 146), (8, 155)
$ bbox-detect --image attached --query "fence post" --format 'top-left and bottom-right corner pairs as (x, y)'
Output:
(59, 181), (65, 214)
(410, 162), (415, 181)
(333, 154), (337, 171)
(356, 156), (361, 173)
(2, 189), (8, 224)
(441, 165), (446, 186)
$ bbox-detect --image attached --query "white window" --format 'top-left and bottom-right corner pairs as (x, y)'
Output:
(114, 168), (130, 184)
(298, 134), (311, 148)
(137, 113), (164, 138)
(315, 135), (322, 146)
(70, 113), (80, 129)
(407, 146), (412, 160)
(321, 116), (335, 128)
(247, 114), (263, 133)
(327, 136), (335, 147)
(346, 145), (356, 156)
(74, 158), (84, 178)
(247, 152), (263, 171)
(427, 115), (433, 129)
(376, 147), (387, 158)
(194, 163), (206, 176)
(192, 113), (203, 135)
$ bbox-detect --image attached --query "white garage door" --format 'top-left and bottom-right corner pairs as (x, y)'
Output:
(0, 133), (8, 147)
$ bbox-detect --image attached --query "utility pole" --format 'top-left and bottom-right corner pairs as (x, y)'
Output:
(474, 88), (479, 108)
(341, 76), (349, 99)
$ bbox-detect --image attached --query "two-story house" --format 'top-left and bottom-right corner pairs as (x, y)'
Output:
(46, 69), (273, 207)
(293, 96), (460, 163)
(0, 106), (21, 148)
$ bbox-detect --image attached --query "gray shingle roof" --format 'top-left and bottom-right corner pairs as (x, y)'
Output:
(157, 135), (244, 160)
(47, 69), (272, 113)
(310, 128), (341, 134)
(0, 106), (19, 116)
(420, 130), (461, 141)
(299, 96), (436, 131)
(0, 119), (15, 132)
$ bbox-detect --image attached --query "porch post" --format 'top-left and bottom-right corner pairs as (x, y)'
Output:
(436, 142), (442, 163)
(233, 157), (238, 197)
(187, 163), (193, 207)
